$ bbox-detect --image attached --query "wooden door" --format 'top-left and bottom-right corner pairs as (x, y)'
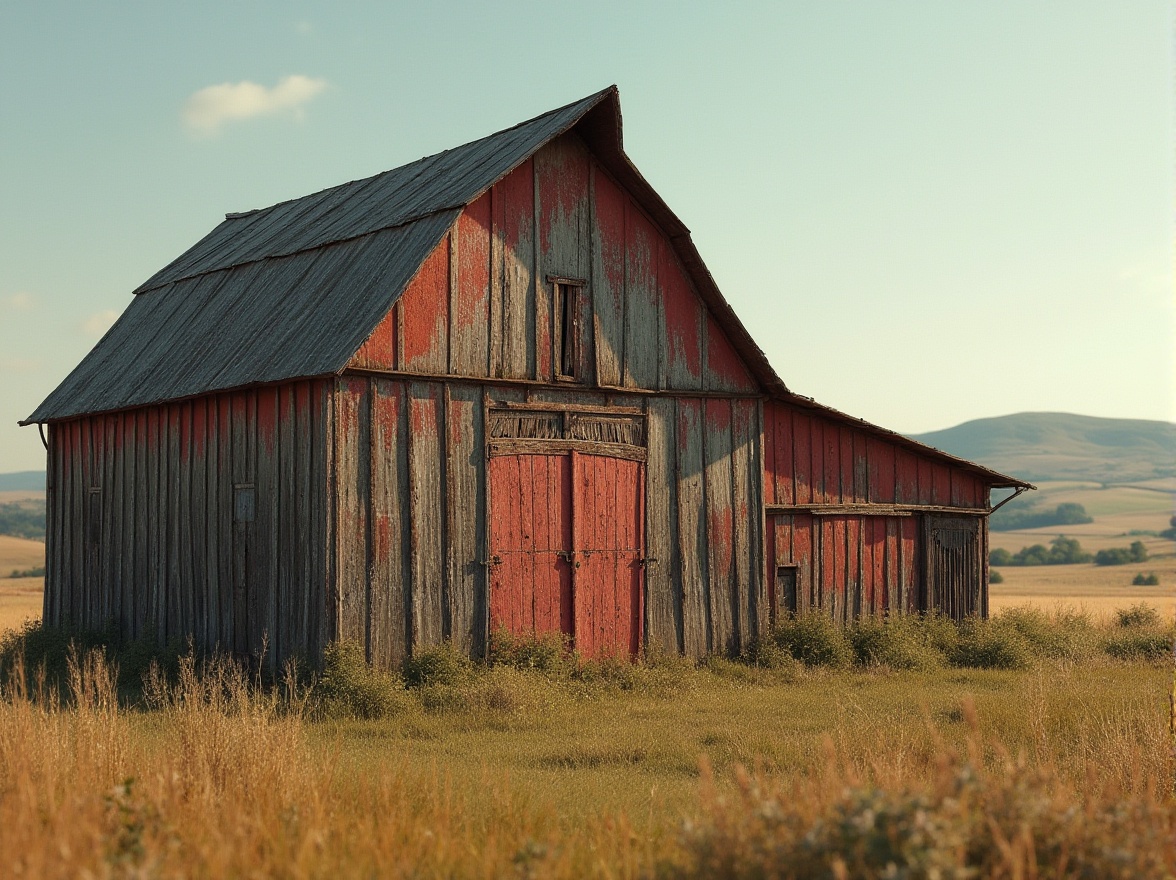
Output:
(488, 454), (574, 640)
(922, 515), (982, 620)
(487, 451), (644, 658)
(572, 452), (645, 659)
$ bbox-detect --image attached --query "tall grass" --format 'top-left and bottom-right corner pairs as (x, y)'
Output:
(1, 606), (1173, 877)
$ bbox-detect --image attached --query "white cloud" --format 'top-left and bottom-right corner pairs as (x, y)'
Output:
(183, 75), (327, 136)
(3, 291), (34, 311)
(82, 309), (118, 337)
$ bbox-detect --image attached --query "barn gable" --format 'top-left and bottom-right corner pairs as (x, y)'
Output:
(349, 133), (757, 394)
(25, 85), (777, 427)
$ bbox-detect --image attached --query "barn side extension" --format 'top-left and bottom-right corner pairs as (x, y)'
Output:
(23, 86), (1031, 670)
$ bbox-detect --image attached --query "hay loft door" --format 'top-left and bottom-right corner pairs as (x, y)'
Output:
(922, 515), (983, 620)
(488, 447), (645, 660)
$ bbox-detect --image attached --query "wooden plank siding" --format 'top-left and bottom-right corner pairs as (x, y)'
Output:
(763, 400), (993, 623)
(345, 133), (756, 398)
(323, 376), (763, 665)
(762, 401), (990, 510)
(43, 381), (333, 669)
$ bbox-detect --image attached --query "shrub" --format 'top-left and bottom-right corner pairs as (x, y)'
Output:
(989, 569), (1004, 584)
(739, 636), (801, 676)
(947, 618), (1031, 670)
(487, 629), (569, 674)
(1116, 603), (1161, 629)
(849, 616), (943, 671)
(991, 606), (1097, 662)
(1105, 630), (1172, 662)
(315, 641), (408, 719)
(0, 620), (186, 698)
(1129, 540), (1149, 562)
(1132, 572), (1160, 586)
(771, 612), (853, 668)
(403, 640), (473, 688)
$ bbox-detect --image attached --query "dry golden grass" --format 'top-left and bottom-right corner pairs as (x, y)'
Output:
(0, 535), (44, 633)
(0, 643), (1171, 878)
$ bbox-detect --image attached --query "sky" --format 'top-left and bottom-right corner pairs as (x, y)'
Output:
(1, 1), (1172, 473)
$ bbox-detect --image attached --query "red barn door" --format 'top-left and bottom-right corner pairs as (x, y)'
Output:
(489, 451), (644, 658)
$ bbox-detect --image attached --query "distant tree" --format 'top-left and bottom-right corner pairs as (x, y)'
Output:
(989, 548), (1013, 566)
(1094, 547), (1132, 566)
(1128, 540), (1148, 563)
(989, 569), (1004, 584)
(991, 503), (1093, 532)
(1132, 572), (1159, 586)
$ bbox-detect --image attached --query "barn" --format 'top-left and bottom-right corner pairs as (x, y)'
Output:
(22, 86), (1031, 669)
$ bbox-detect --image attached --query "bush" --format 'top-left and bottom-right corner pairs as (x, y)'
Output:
(991, 606), (1097, 662)
(1132, 572), (1160, 586)
(1129, 540), (1149, 562)
(989, 569), (1004, 584)
(487, 630), (569, 674)
(770, 612), (853, 668)
(1115, 603), (1161, 629)
(0, 620), (186, 698)
(403, 640), (473, 688)
(948, 618), (1031, 670)
(848, 616), (943, 671)
(1105, 630), (1172, 662)
(315, 641), (408, 719)
(989, 548), (1012, 566)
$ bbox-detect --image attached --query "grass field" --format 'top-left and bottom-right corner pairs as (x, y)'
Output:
(0, 625), (1172, 877)
(0, 535), (43, 633)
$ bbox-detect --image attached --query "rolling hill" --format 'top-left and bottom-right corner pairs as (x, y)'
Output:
(911, 412), (1176, 484)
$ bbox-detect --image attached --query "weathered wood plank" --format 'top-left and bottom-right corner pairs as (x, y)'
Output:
(793, 411), (812, 505)
(591, 164), (626, 387)
(204, 398), (220, 652)
(335, 377), (368, 649)
(408, 382), (445, 649)
(277, 385), (296, 668)
(230, 393), (249, 655)
(255, 388), (279, 671)
(703, 313), (755, 393)
(190, 400), (208, 650)
(644, 397), (680, 653)
(675, 399), (709, 655)
(623, 202), (659, 389)
(445, 384), (484, 653)
(399, 234), (451, 374)
(453, 192), (492, 377)
(703, 399), (735, 653)
(370, 379), (406, 667)
(731, 399), (758, 647)
(217, 395), (234, 651)
(661, 246), (704, 391)
(498, 159), (535, 380)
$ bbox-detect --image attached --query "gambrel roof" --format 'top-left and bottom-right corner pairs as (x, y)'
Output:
(25, 86), (785, 425)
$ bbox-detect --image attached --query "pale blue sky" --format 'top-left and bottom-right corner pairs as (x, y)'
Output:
(1, 1), (1172, 471)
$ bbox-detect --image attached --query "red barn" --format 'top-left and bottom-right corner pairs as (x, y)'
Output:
(22, 87), (1030, 668)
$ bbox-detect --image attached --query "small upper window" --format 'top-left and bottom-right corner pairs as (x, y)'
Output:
(554, 282), (581, 380)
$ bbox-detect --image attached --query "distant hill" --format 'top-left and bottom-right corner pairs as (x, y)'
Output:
(911, 413), (1176, 484)
(0, 471), (45, 492)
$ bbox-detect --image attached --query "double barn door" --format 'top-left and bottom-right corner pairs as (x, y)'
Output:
(488, 452), (645, 659)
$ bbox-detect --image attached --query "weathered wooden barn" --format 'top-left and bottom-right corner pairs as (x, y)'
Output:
(23, 86), (1030, 668)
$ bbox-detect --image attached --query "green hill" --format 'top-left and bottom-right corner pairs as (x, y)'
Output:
(911, 413), (1176, 484)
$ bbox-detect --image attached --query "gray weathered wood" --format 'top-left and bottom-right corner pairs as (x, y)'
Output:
(675, 399), (709, 655)
(408, 382), (445, 648)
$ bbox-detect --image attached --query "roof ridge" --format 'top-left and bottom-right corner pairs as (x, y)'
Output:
(218, 86), (617, 222)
